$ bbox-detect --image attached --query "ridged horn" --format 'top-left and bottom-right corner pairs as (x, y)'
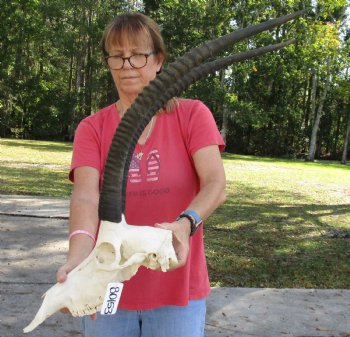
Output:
(99, 10), (306, 223)
(119, 39), (295, 213)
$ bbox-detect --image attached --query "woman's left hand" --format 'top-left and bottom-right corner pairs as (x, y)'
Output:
(154, 218), (191, 269)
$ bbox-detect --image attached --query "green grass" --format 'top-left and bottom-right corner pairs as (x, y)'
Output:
(1, 139), (349, 288)
(206, 153), (350, 288)
(0, 138), (73, 197)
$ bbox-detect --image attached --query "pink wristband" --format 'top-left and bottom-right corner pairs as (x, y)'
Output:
(69, 229), (96, 243)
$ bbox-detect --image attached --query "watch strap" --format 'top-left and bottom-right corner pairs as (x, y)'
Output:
(177, 210), (202, 236)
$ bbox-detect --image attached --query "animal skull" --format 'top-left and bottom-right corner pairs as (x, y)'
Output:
(23, 216), (178, 333)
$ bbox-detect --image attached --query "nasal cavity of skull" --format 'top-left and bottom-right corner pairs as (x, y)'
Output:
(95, 243), (116, 265)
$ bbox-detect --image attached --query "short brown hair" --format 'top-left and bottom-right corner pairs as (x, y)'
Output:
(101, 12), (166, 59)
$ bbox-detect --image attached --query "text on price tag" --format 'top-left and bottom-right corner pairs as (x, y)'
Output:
(101, 283), (124, 315)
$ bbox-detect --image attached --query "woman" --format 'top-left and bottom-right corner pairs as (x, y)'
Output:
(57, 12), (226, 337)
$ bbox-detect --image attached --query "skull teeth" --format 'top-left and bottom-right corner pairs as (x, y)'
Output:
(71, 305), (100, 317)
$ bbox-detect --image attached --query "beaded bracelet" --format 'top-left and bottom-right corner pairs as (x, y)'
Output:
(69, 229), (96, 243)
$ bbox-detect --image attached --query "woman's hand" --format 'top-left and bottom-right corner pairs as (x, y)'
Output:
(155, 217), (191, 269)
(56, 247), (97, 320)
(56, 263), (77, 314)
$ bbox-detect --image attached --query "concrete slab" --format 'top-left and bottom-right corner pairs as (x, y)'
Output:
(0, 215), (68, 283)
(206, 287), (350, 337)
(1, 283), (82, 337)
(1, 195), (349, 337)
(0, 195), (69, 218)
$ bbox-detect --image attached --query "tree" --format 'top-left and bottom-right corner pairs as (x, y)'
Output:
(1, 0), (349, 162)
(306, 19), (343, 160)
(342, 108), (350, 164)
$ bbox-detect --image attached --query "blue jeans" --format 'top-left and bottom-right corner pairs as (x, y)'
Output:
(82, 299), (206, 337)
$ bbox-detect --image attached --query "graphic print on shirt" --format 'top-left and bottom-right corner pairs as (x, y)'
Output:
(128, 155), (142, 183)
(146, 149), (160, 182)
(128, 149), (160, 184)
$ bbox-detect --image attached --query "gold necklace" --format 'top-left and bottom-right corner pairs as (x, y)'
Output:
(135, 117), (155, 160)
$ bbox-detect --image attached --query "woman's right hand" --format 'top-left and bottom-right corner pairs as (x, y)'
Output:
(56, 262), (75, 284)
(56, 262), (76, 314)
(56, 259), (97, 320)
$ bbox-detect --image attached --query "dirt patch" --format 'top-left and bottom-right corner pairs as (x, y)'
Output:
(1, 162), (70, 170)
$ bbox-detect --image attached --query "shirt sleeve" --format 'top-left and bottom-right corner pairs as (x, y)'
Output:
(69, 119), (102, 182)
(185, 100), (225, 156)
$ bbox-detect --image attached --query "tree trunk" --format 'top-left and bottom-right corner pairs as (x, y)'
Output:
(68, 48), (74, 95)
(309, 68), (317, 125)
(219, 69), (228, 143)
(85, 5), (93, 116)
(308, 58), (331, 161)
(301, 74), (310, 129)
(220, 106), (228, 144)
(341, 108), (350, 164)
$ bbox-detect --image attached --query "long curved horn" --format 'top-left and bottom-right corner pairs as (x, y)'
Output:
(118, 39), (295, 213)
(99, 10), (306, 223)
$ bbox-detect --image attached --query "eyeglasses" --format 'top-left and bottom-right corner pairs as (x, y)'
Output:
(105, 51), (155, 70)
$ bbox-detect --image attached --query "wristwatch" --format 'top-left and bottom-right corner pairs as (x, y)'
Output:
(176, 210), (203, 236)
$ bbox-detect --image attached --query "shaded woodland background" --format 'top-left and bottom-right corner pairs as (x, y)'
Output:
(0, 0), (349, 162)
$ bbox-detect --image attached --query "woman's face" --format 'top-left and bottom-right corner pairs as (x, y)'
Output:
(107, 32), (164, 100)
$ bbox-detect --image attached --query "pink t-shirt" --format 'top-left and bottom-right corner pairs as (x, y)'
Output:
(70, 98), (225, 310)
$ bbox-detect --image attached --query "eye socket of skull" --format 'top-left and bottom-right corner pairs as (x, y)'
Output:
(95, 242), (120, 270)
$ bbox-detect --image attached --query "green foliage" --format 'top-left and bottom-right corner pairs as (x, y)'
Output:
(0, 0), (349, 160)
